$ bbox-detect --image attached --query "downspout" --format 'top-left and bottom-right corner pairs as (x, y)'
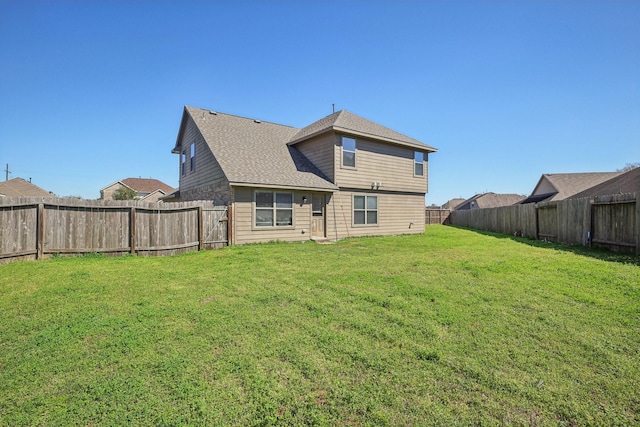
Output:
(331, 193), (338, 241)
(335, 182), (350, 239)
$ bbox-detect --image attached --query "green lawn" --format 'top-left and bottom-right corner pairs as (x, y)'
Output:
(1, 226), (638, 426)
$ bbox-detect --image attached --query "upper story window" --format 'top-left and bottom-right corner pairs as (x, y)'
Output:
(414, 151), (424, 176)
(353, 195), (377, 225)
(181, 152), (186, 176)
(255, 191), (293, 227)
(190, 143), (196, 172)
(342, 136), (356, 168)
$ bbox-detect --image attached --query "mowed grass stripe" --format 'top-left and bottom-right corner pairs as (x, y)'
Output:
(0, 226), (638, 425)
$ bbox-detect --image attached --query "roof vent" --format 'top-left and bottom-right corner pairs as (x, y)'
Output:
(254, 119), (261, 123)
(209, 111), (217, 115)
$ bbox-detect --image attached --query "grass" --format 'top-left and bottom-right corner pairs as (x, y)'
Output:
(1, 225), (639, 426)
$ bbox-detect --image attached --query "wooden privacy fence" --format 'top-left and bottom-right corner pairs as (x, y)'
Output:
(448, 203), (537, 237)
(448, 192), (640, 255)
(425, 208), (451, 225)
(0, 197), (229, 264)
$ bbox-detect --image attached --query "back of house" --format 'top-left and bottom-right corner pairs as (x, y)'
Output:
(171, 106), (437, 244)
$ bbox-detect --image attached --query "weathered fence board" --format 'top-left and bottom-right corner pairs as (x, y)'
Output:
(425, 209), (451, 225)
(448, 192), (638, 254)
(202, 208), (229, 249)
(591, 194), (637, 252)
(44, 205), (131, 254)
(0, 197), (228, 264)
(537, 205), (558, 241)
(447, 203), (537, 238)
(0, 204), (37, 259)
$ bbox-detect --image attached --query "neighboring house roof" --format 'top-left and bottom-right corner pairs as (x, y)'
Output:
(101, 178), (175, 197)
(455, 192), (525, 210)
(521, 172), (623, 204)
(288, 110), (437, 152)
(0, 178), (51, 197)
(442, 198), (465, 210)
(120, 178), (175, 195)
(176, 106), (339, 192)
(570, 167), (640, 199)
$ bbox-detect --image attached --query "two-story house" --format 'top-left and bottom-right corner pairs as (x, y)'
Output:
(170, 106), (437, 245)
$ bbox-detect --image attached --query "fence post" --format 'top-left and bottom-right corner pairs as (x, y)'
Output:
(588, 199), (594, 248)
(534, 204), (539, 241)
(582, 198), (593, 247)
(636, 192), (640, 256)
(198, 206), (204, 251)
(37, 203), (44, 259)
(227, 204), (233, 246)
(130, 207), (136, 255)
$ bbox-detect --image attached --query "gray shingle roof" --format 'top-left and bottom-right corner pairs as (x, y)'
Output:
(289, 110), (437, 152)
(536, 172), (623, 201)
(456, 192), (524, 210)
(569, 167), (640, 199)
(185, 106), (337, 191)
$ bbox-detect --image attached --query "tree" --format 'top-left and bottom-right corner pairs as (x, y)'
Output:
(113, 187), (137, 200)
(617, 163), (640, 172)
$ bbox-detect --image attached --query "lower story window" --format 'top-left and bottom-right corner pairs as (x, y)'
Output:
(354, 195), (377, 225)
(255, 191), (293, 227)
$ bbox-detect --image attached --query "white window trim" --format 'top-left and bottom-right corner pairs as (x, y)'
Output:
(353, 194), (378, 227)
(253, 190), (295, 229)
(190, 143), (196, 172)
(414, 151), (424, 177)
(341, 136), (357, 169)
(181, 152), (186, 176)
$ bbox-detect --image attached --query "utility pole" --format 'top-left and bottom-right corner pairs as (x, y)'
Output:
(4, 163), (10, 181)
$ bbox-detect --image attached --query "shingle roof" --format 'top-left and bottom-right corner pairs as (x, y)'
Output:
(184, 106), (338, 191)
(476, 193), (525, 208)
(289, 110), (437, 152)
(442, 198), (465, 210)
(0, 178), (51, 197)
(456, 192), (524, 210)
(534, 172), (623, 201)
(569, 168), (640, 199)
(121, 178), (175, 194)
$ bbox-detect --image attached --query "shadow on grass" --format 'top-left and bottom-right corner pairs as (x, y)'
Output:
(448, 225), (640, 266)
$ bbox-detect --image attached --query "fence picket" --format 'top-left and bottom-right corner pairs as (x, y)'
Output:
(0, 197), (228, 263)
(449, 192), (638, 254)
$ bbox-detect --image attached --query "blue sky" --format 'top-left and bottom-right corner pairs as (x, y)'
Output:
(1, 1), (638, 205)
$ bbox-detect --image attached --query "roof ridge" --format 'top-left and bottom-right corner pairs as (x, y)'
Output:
(186, 105), (299, 129)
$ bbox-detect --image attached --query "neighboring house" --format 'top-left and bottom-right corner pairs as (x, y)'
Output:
(455, 192), (525, 210)
(100, 178), (176, 202)
(171, 105), (437, 244)
(520, 172), (623, 204)
(441, 198), (465, 210)
(569, 167), (640, 199)
(0, 177), (51, 197)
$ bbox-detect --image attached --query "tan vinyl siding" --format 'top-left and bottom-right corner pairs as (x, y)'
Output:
(294, 133), (336, 182)
(334, 135), (428, 193)
(325, 190), (425, 240)
(232, 187), (313, 245)
(178, 116), (226, 193)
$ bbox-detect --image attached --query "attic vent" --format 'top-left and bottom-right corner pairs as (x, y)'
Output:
(209, 111), (217, 115)
(254, 119), (261, 123)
